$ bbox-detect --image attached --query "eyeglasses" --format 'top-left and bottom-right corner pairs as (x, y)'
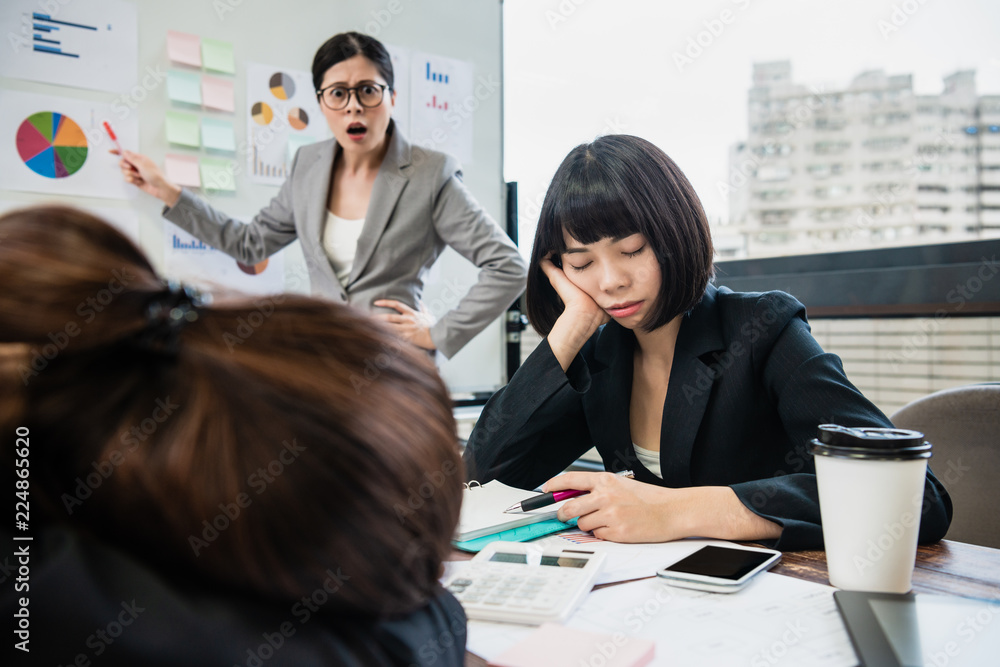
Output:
(316, 82), (390, 110)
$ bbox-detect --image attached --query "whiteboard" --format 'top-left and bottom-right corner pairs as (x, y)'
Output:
(0, 0), (508, 394)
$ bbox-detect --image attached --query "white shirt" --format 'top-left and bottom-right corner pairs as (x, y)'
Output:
(321, 210), (365, 285)
(633, 442), (662, 479)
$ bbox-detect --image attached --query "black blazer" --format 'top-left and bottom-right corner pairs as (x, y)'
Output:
(0, 524), (466, 666)
(464, 285), (952, 550)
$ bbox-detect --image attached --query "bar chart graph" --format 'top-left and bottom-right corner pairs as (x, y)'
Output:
(31, 12), (97, 58)
(0, 0), (136, 92)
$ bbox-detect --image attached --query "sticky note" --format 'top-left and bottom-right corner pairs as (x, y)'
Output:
(202, 38), (235, 74)
(167, 30), (201, 67)
(202, 118), (236, 152)
(164, 154), (201, 187)
(200, 157), (236, 191)
(165, 111), (200, 148)
(167, 70), (202, 106)
(286, 134), (317, 163)
(488, 624), (654, 667)
(202, 75), (234, 112)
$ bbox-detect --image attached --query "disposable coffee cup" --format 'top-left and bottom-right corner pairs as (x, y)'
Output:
(811, 424), (931, 593)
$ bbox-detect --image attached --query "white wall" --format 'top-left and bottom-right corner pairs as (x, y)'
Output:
(0, 0), (508, 393)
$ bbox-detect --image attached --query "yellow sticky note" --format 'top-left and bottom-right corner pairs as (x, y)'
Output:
(200, 157), (236, 191)
(165, 111), (200, 148)
(202, 38), (235, 74)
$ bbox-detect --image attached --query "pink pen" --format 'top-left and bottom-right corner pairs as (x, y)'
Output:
(504, 469), (635, 513)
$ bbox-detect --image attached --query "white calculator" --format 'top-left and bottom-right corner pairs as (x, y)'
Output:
(444, 541), (606, 625)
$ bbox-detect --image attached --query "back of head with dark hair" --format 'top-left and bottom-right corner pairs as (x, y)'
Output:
(526, 134), (714, 335)
(0, 206), (461, 617)
(312, 31), (394, 93)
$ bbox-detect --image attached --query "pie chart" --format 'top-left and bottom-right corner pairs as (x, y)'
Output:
(251, 102), (274, 125)
(269, 72), (296, 100)
(288, 107), (309, 131)
(16, 111), (88, 179)
(237, 259), (269, 275)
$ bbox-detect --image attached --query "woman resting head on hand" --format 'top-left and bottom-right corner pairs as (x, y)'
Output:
(0, 205), (466, 665)
(463, 135), (951, 551)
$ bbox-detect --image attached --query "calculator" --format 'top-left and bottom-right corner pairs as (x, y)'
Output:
(444, 541), (606, 625)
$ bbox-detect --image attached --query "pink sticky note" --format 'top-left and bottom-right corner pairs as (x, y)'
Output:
(167, 30), (201, 67)
(488, 623), (655, 667)
(164, 154), (201, 188)
(202, 75), (235, 112)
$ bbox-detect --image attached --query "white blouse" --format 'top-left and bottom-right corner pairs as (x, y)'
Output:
(633, 442), (662, 479)
(321, 210), (365, 285)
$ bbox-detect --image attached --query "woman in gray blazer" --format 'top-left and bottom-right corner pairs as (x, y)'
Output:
(118, 32), (526, 359)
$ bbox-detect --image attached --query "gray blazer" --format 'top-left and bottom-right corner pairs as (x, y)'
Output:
(163, 124), (526, 358)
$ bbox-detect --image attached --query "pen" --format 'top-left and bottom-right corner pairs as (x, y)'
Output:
(504, 469), (635, 513)
(103, 121), (122, 154)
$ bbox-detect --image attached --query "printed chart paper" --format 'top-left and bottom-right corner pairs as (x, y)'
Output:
(409, 52), (475, 165)
(467, 573), (858, 666)
(246, 63), (328, 185)
(0, 90), (138, 200)
(163, 221), (285, 295)
(0, 0), (138, 93)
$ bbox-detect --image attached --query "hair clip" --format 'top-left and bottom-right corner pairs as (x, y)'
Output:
(135, 280), (209, 355)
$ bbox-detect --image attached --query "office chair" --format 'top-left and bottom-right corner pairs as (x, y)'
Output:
(890, 383), (1000, 549)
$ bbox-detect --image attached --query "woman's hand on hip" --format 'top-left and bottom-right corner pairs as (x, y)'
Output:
(373, 299), (437, 351)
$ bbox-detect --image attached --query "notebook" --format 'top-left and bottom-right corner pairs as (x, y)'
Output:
(456, 480), (570, 542)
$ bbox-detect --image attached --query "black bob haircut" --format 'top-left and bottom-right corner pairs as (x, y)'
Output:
(526, 135), (714, 336)
(312, 32), (394, 93)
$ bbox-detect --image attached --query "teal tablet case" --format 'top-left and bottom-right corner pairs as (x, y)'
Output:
(453, 518), (579, 553)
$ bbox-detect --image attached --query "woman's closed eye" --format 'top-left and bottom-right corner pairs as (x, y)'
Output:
(567, 260), (592, 272)
(623, 244), (646, 258)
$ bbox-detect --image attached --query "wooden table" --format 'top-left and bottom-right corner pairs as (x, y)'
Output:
(462, 539), (1000, 666)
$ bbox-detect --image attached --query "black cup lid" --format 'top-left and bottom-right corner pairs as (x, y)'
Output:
(811, 424), (932, 460)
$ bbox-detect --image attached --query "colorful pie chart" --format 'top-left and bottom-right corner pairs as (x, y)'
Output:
(251, 102), (274, 125)
(16, 111), (88, 179)
(288, 107), (309, 131)
(269, 72), (296, 100)
(237, 259), (269, 275)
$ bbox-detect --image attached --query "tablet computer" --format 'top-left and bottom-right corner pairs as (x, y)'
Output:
(834, 590), (1000, 667)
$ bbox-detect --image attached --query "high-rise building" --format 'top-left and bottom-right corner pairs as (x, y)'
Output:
(719, 61), (1000, 258)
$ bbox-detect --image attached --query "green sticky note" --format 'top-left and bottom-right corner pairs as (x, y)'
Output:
(286, 134), (317, 163)
(166, 70), (202, 105)
(165, 111), (200, 147)
(202, 117), (235, 152)
(201, 38), (235, 74)
(200, 156), (236, 191)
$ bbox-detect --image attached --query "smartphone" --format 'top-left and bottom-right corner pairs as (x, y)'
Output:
(656, 545), (781, 593)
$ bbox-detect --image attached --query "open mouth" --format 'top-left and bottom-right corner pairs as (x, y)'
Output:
(346, 123), (367, 137)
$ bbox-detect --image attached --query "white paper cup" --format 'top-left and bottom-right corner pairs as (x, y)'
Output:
(811, 425), (931, 593)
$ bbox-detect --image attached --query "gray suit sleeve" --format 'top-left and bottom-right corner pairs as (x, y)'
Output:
(161, 152), (302, 264)
(427, 162), (528, 359)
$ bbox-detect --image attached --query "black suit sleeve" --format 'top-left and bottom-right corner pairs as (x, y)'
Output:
(728, 292), (952, 550)
(463, 339), (595, 489)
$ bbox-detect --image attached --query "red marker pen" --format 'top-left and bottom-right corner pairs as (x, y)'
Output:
(102, 121), (122, 153)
